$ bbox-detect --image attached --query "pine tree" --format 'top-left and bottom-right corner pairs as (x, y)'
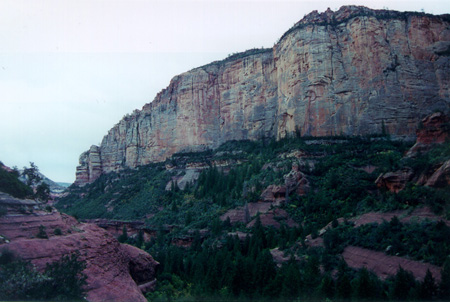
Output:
(320, 273), (335, 298)
(303, 254), (321, 295)
(439, 257), (450, 299)
(244, 202), (251, 224)
(336, 259), (352, 299)
(118, 226), (128, 243)
(254, 249), (276, 292)
(391, 266), (417, 300)
(136, 230), (144, 248)
(353, 267), (378, 299)
(419, 269), (437, 299)
(280, 259), (301, 298)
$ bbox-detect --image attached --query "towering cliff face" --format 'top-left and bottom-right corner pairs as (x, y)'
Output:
(75, 6), (450, 186)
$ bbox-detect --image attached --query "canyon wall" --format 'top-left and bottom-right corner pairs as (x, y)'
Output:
(75, 6), (450, 185)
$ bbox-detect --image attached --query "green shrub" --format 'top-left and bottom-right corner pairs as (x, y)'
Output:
(36, 225), (48, 239)
(0, 250), (87, 301)
(0, 166), (33, 199)
(0, 205), (6, 217)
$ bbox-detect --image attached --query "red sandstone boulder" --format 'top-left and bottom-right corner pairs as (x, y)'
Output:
(246, 208), (299, 229)
(260, 164), (310, 204)
(220, 202), (272, 224)
(375, 168), (414, 193)
(0, 192), (158, 302)
(407, 112), (449, 156)
(425, 159), (450, 187)
(284, 164), (310, 196)
(260, 185), (287, 204)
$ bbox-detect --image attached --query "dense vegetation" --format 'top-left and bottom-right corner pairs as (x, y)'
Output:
(0, 162), (33, 199)
(0, 249), (87, 301)
(58, 135), (449, 228)
(144, 215), (450, 301)
(324, 217), (450, 266)
(57, 134), (450, 301)
(0, 161), (50, 202)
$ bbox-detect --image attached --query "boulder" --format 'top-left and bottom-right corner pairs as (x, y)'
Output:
(375, 168), (414, 193)
(407, 112), (450, 156)
(426, 159), (450, 187)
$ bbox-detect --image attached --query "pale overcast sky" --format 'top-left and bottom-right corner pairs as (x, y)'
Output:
(1, 0), (449, 183)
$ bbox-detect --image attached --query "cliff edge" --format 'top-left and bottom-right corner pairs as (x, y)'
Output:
(75, 6), (450, 186)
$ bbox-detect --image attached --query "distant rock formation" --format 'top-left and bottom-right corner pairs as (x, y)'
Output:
(75, 6), (450, 186)
(0, 192), (158, 302)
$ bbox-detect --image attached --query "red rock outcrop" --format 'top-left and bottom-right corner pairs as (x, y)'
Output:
(75, 6), (450, 185)
(305, 207), (449, 280)
(246, 208), (299, 229)
(343, 246), (442, 282)
(407, 112), (450, 156)
(377, 112), (450, 191)
(260, 164), (310, 203)
(219, 202), (298, 228)
(260, 185), (287, 204)
(425, 159), (450, 187)
(220, 202), (273, 224)
(0, 192), (158, 302)
(375, 168), (414, 193)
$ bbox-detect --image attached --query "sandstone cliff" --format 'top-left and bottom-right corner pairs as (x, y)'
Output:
(0, 192), (158, 302)
(75, 6), (450, 185)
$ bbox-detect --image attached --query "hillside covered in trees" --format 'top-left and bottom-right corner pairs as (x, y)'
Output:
(57, 114), (450, 301)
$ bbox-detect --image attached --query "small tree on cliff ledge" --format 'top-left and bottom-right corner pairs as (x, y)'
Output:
(118, 225), (128, 243)
(35, 182), (50, 202)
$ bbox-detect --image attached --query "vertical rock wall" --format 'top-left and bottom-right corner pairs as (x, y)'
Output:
(75, 6), (450, 185)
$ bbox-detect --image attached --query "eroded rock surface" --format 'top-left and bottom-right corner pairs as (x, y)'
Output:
(407, 112), (450, 156)
(343, 246), (442, 282)
(0, 192), (158, 302)
(375, 168), (414, 193)
(75, 6), (450, 185)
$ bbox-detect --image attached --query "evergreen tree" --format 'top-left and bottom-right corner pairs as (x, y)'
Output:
(439, 257), (450, 299)
(36, 225), (48, 239)
(336, 259), (352, 299)
(419, 269), (437, 299)
(303, 254), (321, 295)
(244, 202), (251, 224)
(35, 182), (50, 202)
(320, 273), (335, 298)
(353, 267), (379, 299)
(254, 249), (276, 293)
(22, 162), (42, 186)
(136, 230), (144, 248)
(390, 266), (417, 300)
(118, 226), (128, 243)
(280, 259), (301, 298)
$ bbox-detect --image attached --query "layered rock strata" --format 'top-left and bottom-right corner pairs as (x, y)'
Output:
(76, 6), (450, 185)
(0, 192), (158, 302)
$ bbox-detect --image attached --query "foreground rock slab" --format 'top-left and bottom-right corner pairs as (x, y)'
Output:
(0, 192), (158, 302)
